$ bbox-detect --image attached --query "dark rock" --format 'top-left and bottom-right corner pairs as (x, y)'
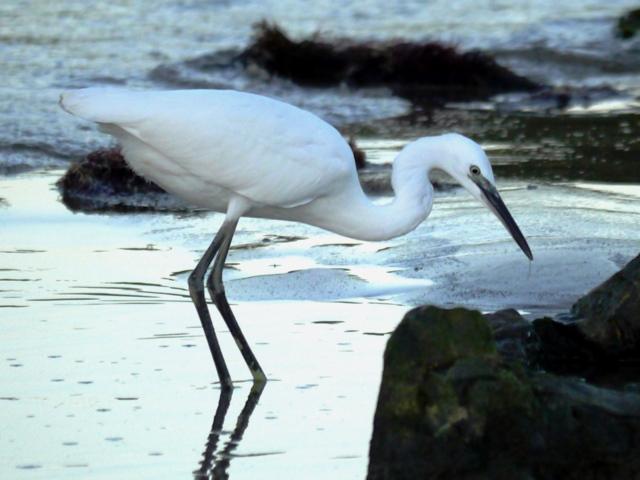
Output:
(59, 148), (160, 195)
(56, 148), (178, 213)
(241, 22), (539, 104)
(484, 308), (530, 363)
(617, 8), (640, 39)
(529, 317), (606, 371)
(368, 305), (640, 480)
(573, 253), (640, 356)
(526, 254), (640, 378)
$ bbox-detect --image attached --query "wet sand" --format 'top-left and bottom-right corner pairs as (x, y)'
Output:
(2, 169), (639, 478)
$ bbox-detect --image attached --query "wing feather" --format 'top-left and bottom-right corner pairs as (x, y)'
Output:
(62, 88), (356, 208)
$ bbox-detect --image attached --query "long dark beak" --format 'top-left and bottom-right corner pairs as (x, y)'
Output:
(471, 174), (533, 260)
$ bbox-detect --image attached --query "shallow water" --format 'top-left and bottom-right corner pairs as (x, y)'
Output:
(3, 2), (640, 478)
(1, 170), (639, 478)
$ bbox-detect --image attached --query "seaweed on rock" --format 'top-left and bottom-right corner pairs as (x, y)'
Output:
(56, 148), (175, 213)
(240, 22), (540, 103)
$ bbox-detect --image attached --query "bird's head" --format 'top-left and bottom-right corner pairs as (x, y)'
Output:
(426, 133), (533, 260)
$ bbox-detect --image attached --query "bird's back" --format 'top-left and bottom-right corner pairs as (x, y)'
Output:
(60, 89), (356, 209)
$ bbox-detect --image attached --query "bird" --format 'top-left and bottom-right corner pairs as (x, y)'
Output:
(59, 88), (532, 390)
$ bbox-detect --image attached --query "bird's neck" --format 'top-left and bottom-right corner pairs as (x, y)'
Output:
(306, 147), (437, 242)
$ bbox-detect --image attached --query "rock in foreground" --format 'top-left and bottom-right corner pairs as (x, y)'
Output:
(368, 305), (640, 480)
(529, 253), (640, 375)
(573, 254), (640, 355)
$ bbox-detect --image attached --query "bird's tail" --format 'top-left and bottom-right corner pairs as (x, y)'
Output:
(59, 87), (147, 124)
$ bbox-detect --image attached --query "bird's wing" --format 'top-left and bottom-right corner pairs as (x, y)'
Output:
(61, 89), (356, 208)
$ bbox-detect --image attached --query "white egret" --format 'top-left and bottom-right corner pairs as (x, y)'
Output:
(60, 88), (532, 390)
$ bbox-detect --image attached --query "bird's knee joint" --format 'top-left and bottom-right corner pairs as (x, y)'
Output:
(208, 276), (224, 295)
(252, 368), (267, 384)
(188, 272), (204, 294)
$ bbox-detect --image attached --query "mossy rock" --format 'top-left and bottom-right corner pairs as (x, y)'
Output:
(374, 306), (497, 425)
(368, 305), (640, 480)
(384, 305), (497, 374)
(369, 306), (536, 479)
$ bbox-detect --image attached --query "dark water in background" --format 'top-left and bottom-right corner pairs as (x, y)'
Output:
(2, 0), (640, 175)
(2, 2), (640, 479)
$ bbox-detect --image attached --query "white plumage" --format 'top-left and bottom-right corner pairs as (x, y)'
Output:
(60, 87), (531, 387)
(62, 89), (352, 209)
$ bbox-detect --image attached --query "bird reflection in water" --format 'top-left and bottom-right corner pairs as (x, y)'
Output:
(194, 382), (265, 479)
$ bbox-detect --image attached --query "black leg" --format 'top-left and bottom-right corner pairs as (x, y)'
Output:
(188, 222), (236, 391)
(206, 221), (267, 383)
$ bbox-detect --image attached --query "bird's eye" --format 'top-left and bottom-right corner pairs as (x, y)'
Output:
(470, 165), (481, 176)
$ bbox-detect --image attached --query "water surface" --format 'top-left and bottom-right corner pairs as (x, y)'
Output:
(1, 170), (638, 478)
(2, 2), (640, 478)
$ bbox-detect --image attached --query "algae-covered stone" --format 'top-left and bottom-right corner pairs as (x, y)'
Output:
(372, 306), (497, 430)
(572, 253), (640, 356)
(368, 305), (640, 480)
(383, 305), (496, 374)
(368, 306), (535, 480)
